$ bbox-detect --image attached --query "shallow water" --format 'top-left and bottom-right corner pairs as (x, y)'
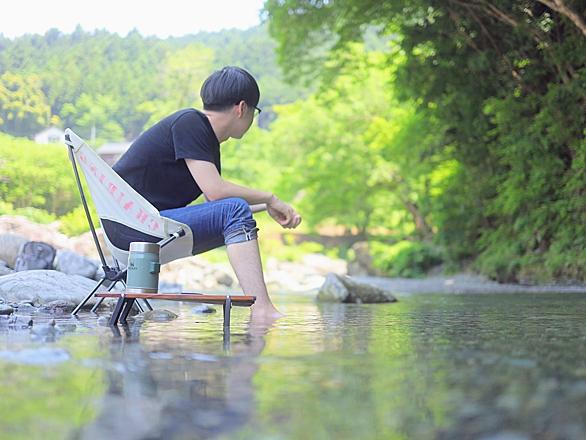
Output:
(2, 292), (586, 440)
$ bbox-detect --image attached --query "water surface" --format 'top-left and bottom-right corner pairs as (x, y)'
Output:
(2, 292), (586, 439)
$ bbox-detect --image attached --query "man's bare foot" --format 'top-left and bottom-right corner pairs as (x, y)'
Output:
(251, 302), (285, 320)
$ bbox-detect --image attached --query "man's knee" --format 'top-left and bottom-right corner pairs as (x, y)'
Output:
(224, 197), (253, 219)
(221, 198), (258, 244)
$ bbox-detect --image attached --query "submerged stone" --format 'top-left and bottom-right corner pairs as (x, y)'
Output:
(140, 309), (178, 322)
(192, 304), (216, 314)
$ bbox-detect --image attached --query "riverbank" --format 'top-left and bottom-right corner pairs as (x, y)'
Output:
(2, 215), (586, 299)
(356, 273), (586, 295)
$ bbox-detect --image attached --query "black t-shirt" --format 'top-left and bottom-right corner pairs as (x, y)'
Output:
(113, 108), (220, 211)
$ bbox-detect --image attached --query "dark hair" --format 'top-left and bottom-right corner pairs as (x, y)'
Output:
(200, 66), (260, 111)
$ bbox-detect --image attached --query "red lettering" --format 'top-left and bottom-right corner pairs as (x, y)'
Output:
(116, 191), (125, 203)
(107, 183), (117, 196)
(136, 209), (148, 224)
(123, 201), (134, 211)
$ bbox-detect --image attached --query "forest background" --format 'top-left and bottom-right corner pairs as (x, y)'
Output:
(1, 0), (585, 283)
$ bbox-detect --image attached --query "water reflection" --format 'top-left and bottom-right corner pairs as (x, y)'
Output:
(78, 307), (276, 440)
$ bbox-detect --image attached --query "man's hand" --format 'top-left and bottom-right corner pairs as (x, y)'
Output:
(267, 195), (302, 229)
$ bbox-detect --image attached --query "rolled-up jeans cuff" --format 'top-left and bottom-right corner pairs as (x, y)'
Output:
(224, 224), (259, 245)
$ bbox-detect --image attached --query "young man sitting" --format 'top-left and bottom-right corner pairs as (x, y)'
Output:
(113, 66), (301, 318)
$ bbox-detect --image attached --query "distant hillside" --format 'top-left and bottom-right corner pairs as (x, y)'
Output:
(0, 25), (308, 141)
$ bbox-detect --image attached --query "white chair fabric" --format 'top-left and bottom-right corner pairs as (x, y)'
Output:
(64, 128), (194, 265)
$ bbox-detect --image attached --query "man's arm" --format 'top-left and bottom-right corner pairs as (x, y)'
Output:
(186, 159), (300, 228)
(186, 159), (273, 204)
(250, 204), (267, 213)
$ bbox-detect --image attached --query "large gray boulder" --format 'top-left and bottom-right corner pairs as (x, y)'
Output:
(54, 249), (99, 279)
(317, 273), (397, 303)
(0, 234), (28, 268)
(0, 270), (98, 307)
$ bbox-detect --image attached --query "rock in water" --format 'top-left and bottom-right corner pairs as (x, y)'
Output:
(192, 304), (216, 314)
(139, 309), (178, 322)
(39, 300), (75, 315)
(0, 270), (98, 307)
(317, 273), (397, 303)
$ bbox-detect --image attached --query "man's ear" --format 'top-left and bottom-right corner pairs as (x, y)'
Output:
(235, 100), (246, 118)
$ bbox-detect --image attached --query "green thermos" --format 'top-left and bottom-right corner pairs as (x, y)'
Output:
(126, 242), (161, 293)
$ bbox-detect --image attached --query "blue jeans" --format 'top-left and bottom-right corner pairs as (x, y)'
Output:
(160, 197), (258, 255)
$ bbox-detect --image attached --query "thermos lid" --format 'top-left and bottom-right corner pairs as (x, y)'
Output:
(129, 242), (160, 253)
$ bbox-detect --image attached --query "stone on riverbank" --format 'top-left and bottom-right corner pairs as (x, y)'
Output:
(0, 270), (98, 307)
(0, 233), (28, 268)
(54, 249), (99, 279)
(317, 273), (397, 303)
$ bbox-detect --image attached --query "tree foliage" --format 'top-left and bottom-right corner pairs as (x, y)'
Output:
(0, 25), (306, 141)
(265, 0), (586, 281)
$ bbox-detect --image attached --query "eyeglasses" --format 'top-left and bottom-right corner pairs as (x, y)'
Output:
(234, 101), (262, 117)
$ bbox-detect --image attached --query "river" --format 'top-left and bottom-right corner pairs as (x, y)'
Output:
(1, 291), (586, 439)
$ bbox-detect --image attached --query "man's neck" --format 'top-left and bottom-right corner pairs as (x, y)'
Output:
(203, 110), (231, 143)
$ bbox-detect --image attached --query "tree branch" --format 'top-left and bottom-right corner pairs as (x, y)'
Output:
(537, 0), (586, 37)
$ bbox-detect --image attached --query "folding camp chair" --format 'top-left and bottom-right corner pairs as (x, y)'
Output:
(64, 128), (255, 328)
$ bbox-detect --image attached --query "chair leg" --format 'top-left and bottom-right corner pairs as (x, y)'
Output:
(72, 277), (106, 316)
(134, 300), (144, 313)
(90, 297), (105, 313)
(91, 279), (118, 313)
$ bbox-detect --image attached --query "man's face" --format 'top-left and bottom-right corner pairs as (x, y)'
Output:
(232, 102), (256, 139)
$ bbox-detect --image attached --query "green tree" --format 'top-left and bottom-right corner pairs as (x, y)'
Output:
(0, 72), (51, 136)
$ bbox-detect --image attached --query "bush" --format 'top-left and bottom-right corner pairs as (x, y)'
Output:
(0, 133), (79, 216)
(0, 201), (57, 224)
(371, 240), (443, 278)
(59, 205), (97, 237)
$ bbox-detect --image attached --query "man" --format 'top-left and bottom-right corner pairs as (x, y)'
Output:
(113, 66), (301, 318)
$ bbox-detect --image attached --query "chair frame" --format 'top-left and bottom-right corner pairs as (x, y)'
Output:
(65, 133), (154, 315)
